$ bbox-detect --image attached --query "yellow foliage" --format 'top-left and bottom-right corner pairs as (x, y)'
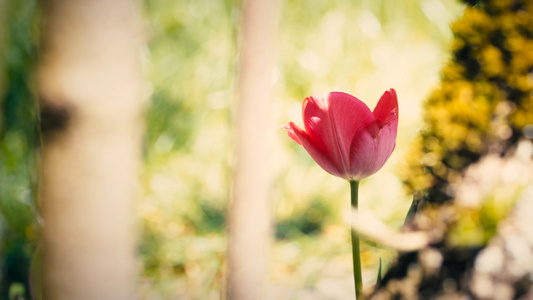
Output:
(404, 0), (533, 204)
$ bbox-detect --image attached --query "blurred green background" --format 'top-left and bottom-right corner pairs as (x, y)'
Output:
(0, 0), (463, 299)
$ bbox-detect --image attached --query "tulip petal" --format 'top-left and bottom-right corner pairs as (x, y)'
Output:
(283, 122), (343, 178)
(348, 118), (398, 181)
(373, 89), (398, 123)
(281, 123), (302, 145)
(302, 92), (374, 177)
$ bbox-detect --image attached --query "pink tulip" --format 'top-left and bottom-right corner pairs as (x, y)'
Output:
(283, 89), (398, 181)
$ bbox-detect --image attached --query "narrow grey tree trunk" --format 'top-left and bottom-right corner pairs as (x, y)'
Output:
(0, 0), (5, 101)
(38, 1), (143, 299)
(227, 0), (279, 299)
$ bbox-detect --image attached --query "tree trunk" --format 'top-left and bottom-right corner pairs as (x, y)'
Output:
(0, 0), (5, 103)
(227, 0), (279, 299)
(38, 0), (143, 299)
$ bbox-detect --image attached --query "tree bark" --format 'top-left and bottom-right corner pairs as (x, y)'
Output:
(38, 1), (143, 299)
(0, 0), (5, 104)
(227, 0), (279, 299)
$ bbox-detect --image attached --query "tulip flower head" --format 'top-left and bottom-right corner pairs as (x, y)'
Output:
(283, 89), (398, 181)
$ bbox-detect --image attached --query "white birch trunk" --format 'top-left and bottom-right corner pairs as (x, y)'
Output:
(228, 0), (279, 299)
(38, 1), (143, 299)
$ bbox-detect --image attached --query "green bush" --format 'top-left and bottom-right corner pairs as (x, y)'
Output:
(0, 1), (40, 299)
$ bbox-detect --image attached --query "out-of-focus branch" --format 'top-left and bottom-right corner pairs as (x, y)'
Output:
(350, 208), (431, 251)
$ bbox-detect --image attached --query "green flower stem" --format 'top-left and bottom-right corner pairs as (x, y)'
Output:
(350, 180), (363, 299)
